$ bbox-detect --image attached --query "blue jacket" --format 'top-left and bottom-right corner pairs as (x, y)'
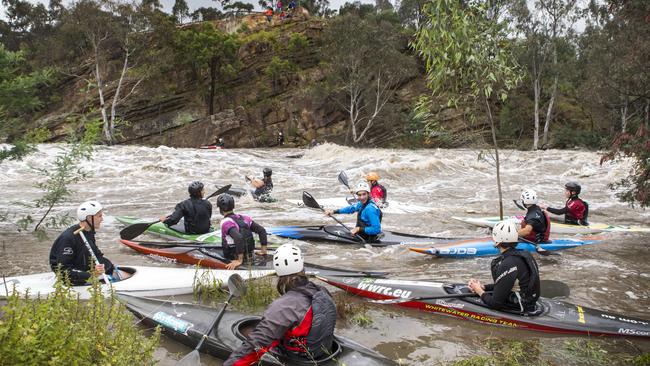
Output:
(335, 201), (382, 235)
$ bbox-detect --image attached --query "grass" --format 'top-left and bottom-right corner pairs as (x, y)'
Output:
(192, 267), (278, 312)
(333, 292), (374, 328)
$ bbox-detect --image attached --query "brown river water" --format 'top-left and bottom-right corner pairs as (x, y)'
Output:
(1, 143), (649, 364)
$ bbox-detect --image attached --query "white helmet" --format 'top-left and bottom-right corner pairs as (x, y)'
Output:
(520, 189), (538, 205)
(273, 244), (304, 276)
(355, 181), (371, 194)
(492, 220), (519, 245)
(76, 201), (103, 221)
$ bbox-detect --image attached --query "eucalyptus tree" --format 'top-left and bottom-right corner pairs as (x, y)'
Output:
(413, 0), (523, 218)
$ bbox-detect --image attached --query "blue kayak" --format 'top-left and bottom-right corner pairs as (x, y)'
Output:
(409, 236), (603, 258)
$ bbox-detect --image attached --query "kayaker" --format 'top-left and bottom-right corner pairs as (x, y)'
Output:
(223, 244), (336, 366)
(365, 171), (387, 206)
(468, 220), (541, 313)
(325, 181), (382, 242)
(541, 181), (589, 226)
(517, 189), (551, 244)
(217, 193), (268, 269)
(246, 168), (273, 200)
(159, 181), (212, 234)
(49, 201), (130, 285)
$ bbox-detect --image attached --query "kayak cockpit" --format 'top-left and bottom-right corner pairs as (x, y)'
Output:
(233, 317), (344, 364)
(444, 284), (546, 317)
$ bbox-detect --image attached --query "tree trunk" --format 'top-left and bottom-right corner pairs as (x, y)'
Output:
(533, 69), (540, 150)
(94, 43), (111, 144)
(645, 98), (649, 128)
(621, 95), (628, 133)
(209, 58), (217, 116)
(542, 74), (557, 146)
(485, 94), (503, 219)
(110, 49), (130, 143)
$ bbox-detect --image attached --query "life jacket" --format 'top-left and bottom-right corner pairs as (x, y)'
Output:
(222, 214), (255, 260)
(370, 183), (387, 203)
(521, 208), (551, 243)
(282, 286), (336, 359)
(490, 249), (540, 312)
(566, 197), (589, 225)
(354, 200), (382, 242)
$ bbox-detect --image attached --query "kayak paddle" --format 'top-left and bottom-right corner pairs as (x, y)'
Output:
(302, 191), (367, 243)
(176, 273), (246, 366)
(370, 279), (571, 305)
(119, 184), (232, 240)
(338, 170), (351, 190)
(518, 236), (557, 256)
(75, 228), (112, 288)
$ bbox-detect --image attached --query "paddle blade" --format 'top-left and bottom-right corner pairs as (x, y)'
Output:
(227, 273), (247, 297)
(302, 191), (322, 210)
(337, 171), (350, 189)
(206, 184), (232, 200)
(119, 221), (158, 240)
(176, 350), (200, 366)
(540, 280), (570, 298)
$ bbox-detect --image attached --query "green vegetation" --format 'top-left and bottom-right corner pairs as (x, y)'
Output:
(0, 276), (160, 365)
(193, 270), (278, 312)
(333, 292), (374, 328)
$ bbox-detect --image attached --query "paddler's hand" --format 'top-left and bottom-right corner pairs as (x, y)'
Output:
(539, 203), (547, 210)
(159, 215), (167, 222)
(225, 260), (242, 270)
(350, 227), (361, 235)
(324, 209), (334, 216)
(94, 263), (105, 276)
(255, 246), (268, 256)
(468, 279), (484, 296)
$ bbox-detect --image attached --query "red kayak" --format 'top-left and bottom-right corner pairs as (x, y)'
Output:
(199, 145), (223, 150)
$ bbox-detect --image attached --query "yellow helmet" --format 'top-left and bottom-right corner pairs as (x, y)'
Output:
(365, 171), (380, 181)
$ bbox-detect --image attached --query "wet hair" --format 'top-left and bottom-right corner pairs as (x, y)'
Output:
(497, 241), (518, 249)
(276, 271), (308, 294)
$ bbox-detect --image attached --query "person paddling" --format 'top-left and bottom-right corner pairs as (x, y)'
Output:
(217, 193), (268, 270)
(517, 189), (551, 248)
(365, 171), (387, 206)
(247, 168), (274, 201)
(325, 181), (382, 243)
(49, 201), (130, 285)
(223, 244), (336, 366)
(159, 181), (212, 235)
(541, 181), (589, 226)
(468, 220), (541, 312)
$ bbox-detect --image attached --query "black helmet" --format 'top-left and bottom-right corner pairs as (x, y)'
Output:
(263, 167), (272, 177)
(565, 181), (581, 195)
(188, 181), (204, 198)
(217, 193), (235, 213)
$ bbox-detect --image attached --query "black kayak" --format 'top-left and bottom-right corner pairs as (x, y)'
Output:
(267, 225), (454, 247)
(318, 275), (650, 338)
(118, 294), (397, 365)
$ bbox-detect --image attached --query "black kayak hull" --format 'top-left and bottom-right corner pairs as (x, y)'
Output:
(118, 294), (397, 365)
(267, 225), (454, 247)
(317, 275), (650, 338)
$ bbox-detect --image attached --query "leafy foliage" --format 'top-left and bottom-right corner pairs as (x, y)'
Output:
(0, 275), (160, 365)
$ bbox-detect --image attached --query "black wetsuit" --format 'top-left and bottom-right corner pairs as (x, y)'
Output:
(481, 248), (540, 312)
(522, 205), (550, 243)
(163, 197), (212, 234)
(49, 224), (115, 285)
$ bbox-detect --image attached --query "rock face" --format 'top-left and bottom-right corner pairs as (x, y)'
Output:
(31, 12), (433, 148)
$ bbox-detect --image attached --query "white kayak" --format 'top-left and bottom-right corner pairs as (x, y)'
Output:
(0, 266), (275, 299)
(286, 197), (432, 215)
(452, 215), (650, 235)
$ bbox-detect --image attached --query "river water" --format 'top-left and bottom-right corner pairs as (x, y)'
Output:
(1, 143), (649, 364)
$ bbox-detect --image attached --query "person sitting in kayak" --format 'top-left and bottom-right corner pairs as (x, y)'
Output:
(365, 171), (387, 206)
(468, 220), (541, 313)
(224, 244), (336, 366)
(159, 181), (212, 235)
(247, 167), (273, 200)
(217, 193), (268, 269)
(325, 181), (382, 242)
(541, 181), (589, 226)
(49, 201), (130, 285)
(517, 188), (551, 244)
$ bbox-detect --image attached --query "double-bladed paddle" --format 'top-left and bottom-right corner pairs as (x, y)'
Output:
(75, 228), (112, 288)
(302, 191), (367, 243)
(370, 279), (570, 305)
(119, 184), (232, 240)
(176, 273), (246, 366)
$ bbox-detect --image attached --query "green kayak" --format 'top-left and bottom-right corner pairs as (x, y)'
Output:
(116, 216), (264, 245)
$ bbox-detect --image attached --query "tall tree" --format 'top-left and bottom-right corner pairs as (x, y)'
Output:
(172, 0), (190, 23)
(173, 23), (240, 115)
(321, 14), (416, 143)
(413, 0), (523, 218)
